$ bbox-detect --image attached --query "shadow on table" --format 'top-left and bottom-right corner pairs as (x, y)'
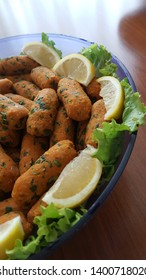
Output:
(119, 8), (146, 57)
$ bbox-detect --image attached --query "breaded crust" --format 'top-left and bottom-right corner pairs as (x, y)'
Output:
(3, 73), (33, 83)
(0, 145), (19, 192)
(0, 56), (39, 75)
(85, 99), (106, 147)
(31, 66), (60, 90)
(0, 78), (13, 95)
(57, 78), (92, 121)
(5, 93), (34, 111)
(0, 124), (21, 147)
(86, 77), (101, 101)
(13, 80), (40, 101)
(75, 120), (88, 151)
(12, 140), (77, 210)
(27, 88), (59, 136)
(0, 197), (21, 217)
(50, 105), (75, 147)
(27, 194), (47, 223)
(19, 133), (49, 174)
(0, 94), (28, 130)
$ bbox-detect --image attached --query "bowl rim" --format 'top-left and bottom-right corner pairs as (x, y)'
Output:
(0, 33), (137, 259)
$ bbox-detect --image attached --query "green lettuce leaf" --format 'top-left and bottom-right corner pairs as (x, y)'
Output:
(92, 78), (146, 179)
(41, 32), (62, 58)
(6, 204), (86, 260)
(6, 237), (41, 260)
(80, 43), (117, 77)
(121, 78), (146, 132)
(92, 120), (129, 165)
(92, 121), (129, 181)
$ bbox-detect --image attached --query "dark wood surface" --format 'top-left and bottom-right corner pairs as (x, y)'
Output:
(49, 1), (146, 260)
(1, 0), (146, 260)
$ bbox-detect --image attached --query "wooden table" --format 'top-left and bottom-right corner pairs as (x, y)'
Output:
(0, 0), (146, 259)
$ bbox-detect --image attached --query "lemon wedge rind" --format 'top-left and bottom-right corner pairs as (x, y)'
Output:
(22, 41), (60, 68)
(53, 53), (95, 86)
(97, 76), (124, 121)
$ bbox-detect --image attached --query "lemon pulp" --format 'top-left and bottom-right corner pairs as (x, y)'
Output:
(22, 42), (60, 68)
(0, 216), (24, 260)
(54, 155), (97, 199)
(97, 76), (124, 120)
(53, 53), (95, 86)
(43, 145), (102, 208)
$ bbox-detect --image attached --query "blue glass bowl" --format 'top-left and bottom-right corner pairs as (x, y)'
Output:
(0, 33), (137, 259)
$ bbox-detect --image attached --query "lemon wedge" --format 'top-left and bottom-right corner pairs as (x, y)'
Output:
(52, 53), (95, 86)
(97, 76), (124, 120)
(0, 215), (24, 260)
(42, 145), (102, 208)
(22, 42), (61, 68)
